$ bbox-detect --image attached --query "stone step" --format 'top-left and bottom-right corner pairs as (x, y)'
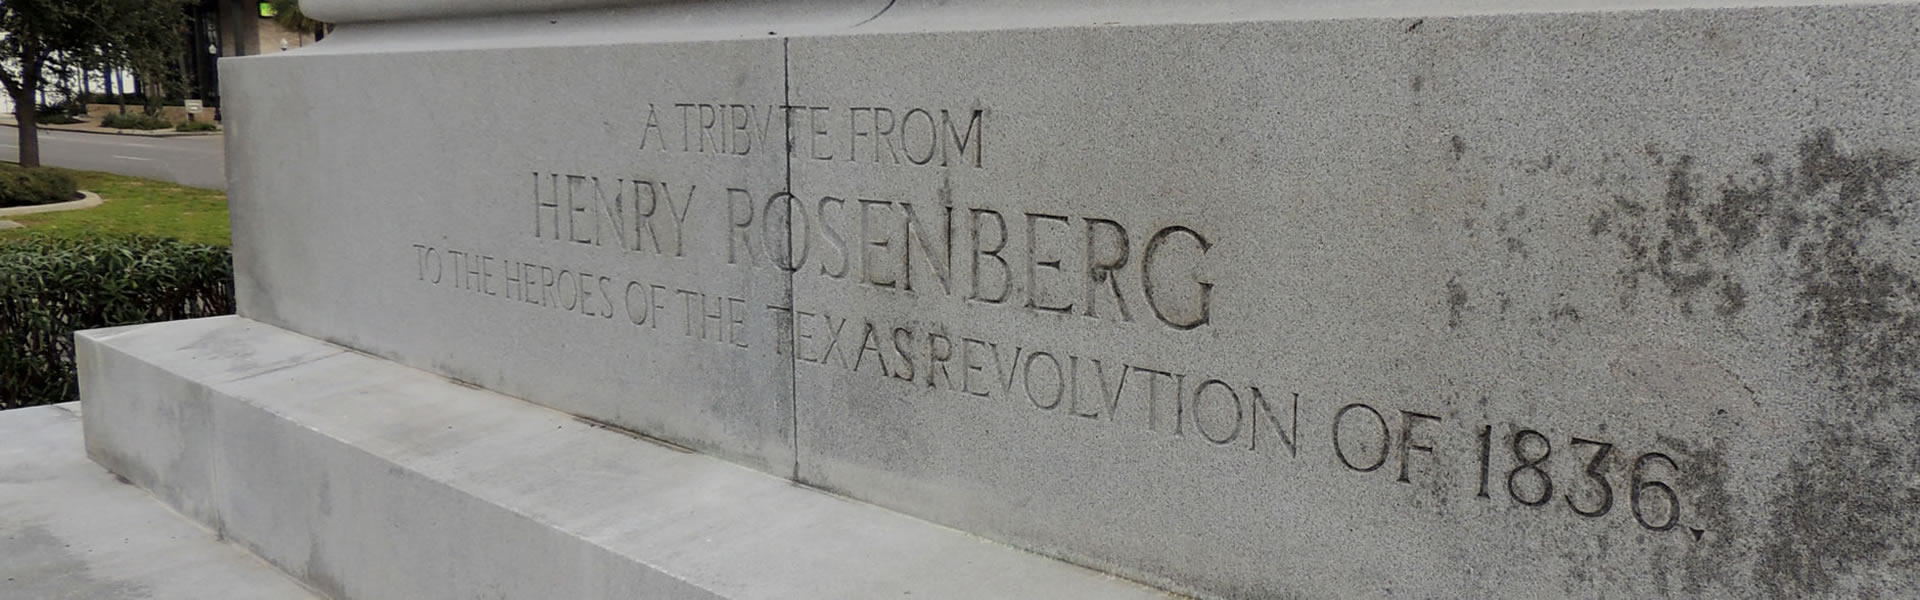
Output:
(0, 403), (319, 599)
(75, 316), (1168, 600)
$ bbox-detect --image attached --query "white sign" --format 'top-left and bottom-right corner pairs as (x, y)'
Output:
(185, 100), (204, 114)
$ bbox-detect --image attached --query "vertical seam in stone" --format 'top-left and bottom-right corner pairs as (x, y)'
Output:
(782, 35), (800, 482)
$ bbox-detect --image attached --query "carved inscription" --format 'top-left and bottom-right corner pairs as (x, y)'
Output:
(524, 171), (1215, 330)
(765, 305), (1296, 451)
(405, 101), (1706, 538)
(1328, 401), (1704, 538)
(639, 103), (985, 168)
(410, 244), (753, 350)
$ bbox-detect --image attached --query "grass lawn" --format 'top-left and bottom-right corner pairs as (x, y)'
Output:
(0, 167), (228, 246)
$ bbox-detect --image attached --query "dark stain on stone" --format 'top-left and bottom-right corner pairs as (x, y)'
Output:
(1650, 539), (1676, 593)
(1711, 184), (1770, 253)
(1567, 555), (1592, 586)
(1549, 303), (1581, 322)
(1620, 231), (1648, 272)
(1659, 158), (1710, 272)
(316, 474), (332, 518)
(1796, 253), (1920, 395)
(1772, 203), (1806, 252)
(1615, 193), (1648, 217)
(1502, 236), (1526, 256)
(1599, 153), (1729, 314)
(1446, 276), (1467, 329)
(1716, 277), (1747, 317)
(1449, 134), (1465, 161)
(0, 524), (147, 598)
(1708, 153), (1779, 254)
(1602, 129), (1917, 382)
(1784, 130), (1919, 403)
(1585, 130), (1920, 595)
(1518, 155), (1558, 175)
(1655, 241), (1713, 313)
(1412, 74), (1424, 93)
(305, 538), (349, 600)
(1487, 129), (1920, 595)
(1757, 421), (1920, 597)
(1658, 435), (1739, 595)
(1651, 129), (1920, 596)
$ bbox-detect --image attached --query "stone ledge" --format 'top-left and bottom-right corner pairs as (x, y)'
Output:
(76, 316), (1168, 600)
(0, 404), (319, 598)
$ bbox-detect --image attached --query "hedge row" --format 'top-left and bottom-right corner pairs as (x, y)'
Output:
(100, 111), (171, 130)
(0, 234), (234, 409)
(0, 163), (79, 208)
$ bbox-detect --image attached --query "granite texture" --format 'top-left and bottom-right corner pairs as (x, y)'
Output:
(222, 40), (797, 475)
(75, 317), (1167, 600)
(787, 7), (1920, 597)
(213, 2), (1920, 598)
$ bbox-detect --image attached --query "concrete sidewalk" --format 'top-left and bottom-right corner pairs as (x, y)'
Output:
(0, 404), (316, 599)
(0, 116), (219, 138)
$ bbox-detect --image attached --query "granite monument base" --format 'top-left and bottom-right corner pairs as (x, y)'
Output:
(70, 0), (1920, 598)
(78, 316), (1163, 599)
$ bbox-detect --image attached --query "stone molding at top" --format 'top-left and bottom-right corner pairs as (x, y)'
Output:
(299, 0), (1897, 27)
(301, 0), (858, 24)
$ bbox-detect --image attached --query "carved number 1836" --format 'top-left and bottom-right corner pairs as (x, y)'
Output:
(1476, 426), (1681, 532)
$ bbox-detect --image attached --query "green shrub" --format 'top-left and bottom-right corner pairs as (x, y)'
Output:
(0, 164), (78, 208)
(37, 98), (86, 118)
(36, 113), (81, 125)
(174, 120), (219, 132)
(0, 234), (234, 409)
(100, 111), (171, 130)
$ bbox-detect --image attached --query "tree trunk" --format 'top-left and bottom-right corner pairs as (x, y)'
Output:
(110, 70), (125, 114)
(13, 86), (41, 168)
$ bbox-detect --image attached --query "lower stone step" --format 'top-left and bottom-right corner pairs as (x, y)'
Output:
(0, 403), (319, 599)
(75, 316), (1167, 600)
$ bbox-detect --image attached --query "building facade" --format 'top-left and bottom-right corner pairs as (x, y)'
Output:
(183, 0), (319, 108)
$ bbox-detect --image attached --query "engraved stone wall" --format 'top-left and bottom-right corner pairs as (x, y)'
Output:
(222, 4), (1920, 597)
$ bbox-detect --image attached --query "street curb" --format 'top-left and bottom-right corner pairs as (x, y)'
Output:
(0, 122), (220, 138)
(0, 190), (105, 217)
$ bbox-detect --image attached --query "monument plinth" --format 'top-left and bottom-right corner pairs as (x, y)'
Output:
(80, 1), (1920, 598)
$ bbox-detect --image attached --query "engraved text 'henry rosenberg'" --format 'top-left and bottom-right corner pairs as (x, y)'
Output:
(530, 174), (1216, 331)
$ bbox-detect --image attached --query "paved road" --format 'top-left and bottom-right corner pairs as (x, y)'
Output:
(0, 126), (225, 190)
